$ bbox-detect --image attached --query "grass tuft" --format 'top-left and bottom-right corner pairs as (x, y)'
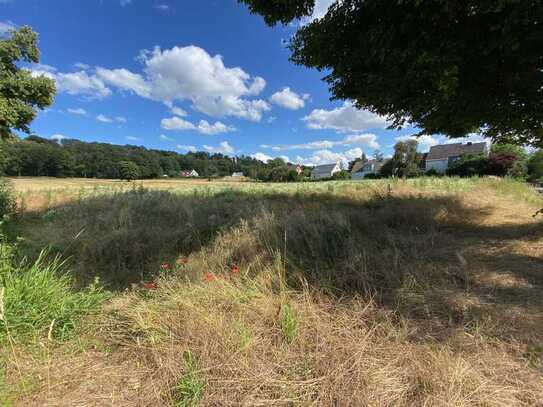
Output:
(172, 350), (205, 407)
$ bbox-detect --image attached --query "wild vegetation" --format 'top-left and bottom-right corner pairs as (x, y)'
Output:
(0, 176), (542, 405)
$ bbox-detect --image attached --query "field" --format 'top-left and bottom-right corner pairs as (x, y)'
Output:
(1, 176), (543, 406)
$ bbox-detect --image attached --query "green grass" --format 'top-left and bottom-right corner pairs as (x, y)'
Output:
(280, 302), (298, 343)
(173, 351), (205, 407)
(0, 237), (107, 343)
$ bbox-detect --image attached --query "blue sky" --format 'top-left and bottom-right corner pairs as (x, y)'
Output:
(1, 0), (457, 165)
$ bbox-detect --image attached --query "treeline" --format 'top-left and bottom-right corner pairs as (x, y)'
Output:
(0, 136), (309, 181)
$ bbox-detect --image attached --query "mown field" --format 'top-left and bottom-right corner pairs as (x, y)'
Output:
(1, 176), (543, 406)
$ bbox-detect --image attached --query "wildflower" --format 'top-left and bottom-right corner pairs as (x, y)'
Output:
(143, 281), (158, 290)
(203, 272), (215, 282)
(231, 265), (240, 275)
(160, 263), (170, 271)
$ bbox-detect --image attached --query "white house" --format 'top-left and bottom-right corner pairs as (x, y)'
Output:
(311, 162), (341, 180)
(180, 170), (199, 177)
(426, 142), (488, 173)
(351, 160), (387, 179)
(232, 172), (244, 177)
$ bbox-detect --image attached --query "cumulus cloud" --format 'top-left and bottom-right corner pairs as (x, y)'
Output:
(303, 102), (388, 133)
(294, 147), (365, 167)
(31, 45), (270, 121)
(261, 133), (379, 151)
(95, 67), (150, 97)
(161, 116), (235, 135)
(251, 152), (273, 163)
(203, 141), (235, 154)
(270, 87), (309, 110)
(31, 68), (112, 99)
(136, 45), (270, 121)
(50, 134), (67, 143)
(67, 107), (87, 116)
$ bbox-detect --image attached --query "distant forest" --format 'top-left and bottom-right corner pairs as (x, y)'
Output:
(0, 136), (310, 181)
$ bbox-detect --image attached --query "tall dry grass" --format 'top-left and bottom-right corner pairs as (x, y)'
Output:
(2, 177), (543, 406)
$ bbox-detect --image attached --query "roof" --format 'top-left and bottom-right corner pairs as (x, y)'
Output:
(351, 160), (385, 173)
(312, 163), (338, 175)
(427, 142), (487, 160)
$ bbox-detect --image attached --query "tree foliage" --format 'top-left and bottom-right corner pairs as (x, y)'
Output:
(380, 139), (422, 178)
(118, 161), (140, 181)
(239, 0), (543, 147)
(0, 27), (56, 140)
(0, 136), (309, 181)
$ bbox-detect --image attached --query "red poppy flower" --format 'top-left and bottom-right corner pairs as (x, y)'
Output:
(143, 281), (158, 290)
(203, 272), (215, 282)
(231, 265), (240, 275)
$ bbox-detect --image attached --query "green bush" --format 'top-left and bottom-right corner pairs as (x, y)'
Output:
(0, 239), (107, 343)
(0, 179), (16, 219)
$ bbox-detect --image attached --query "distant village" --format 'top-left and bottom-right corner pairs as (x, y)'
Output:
(176, 141), (490, 181)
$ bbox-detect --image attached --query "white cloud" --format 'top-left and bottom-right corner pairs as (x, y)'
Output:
(67, 108), (87, 116)
(342, 133), (380, 149)
(261, 133), (379, 151)
(50, 134), (67, 143)
(155, 4), (170, 11)
(161, 116), (235, 135)
(301, 0), (336, 24)
(395, 134), (439, 151)
(170, 106), (187, 117)
(161, 116), (194, 131)
(96, 114), (113, 123)
(160, 134), (175, 142)
(137, 45), (269, 121)
(120, 0), (132, 6)
(251, 152), (273, 163)
(176, 144), (197, 152)
(95, 67), (151, 98)
(125, 136), (139, 141)
(31, 68), (112, 99)
(115, 116), (127, 123)
(203, 141), (235, 154)
(33, 45), (270, 121)
(270, 87), (309, 110)
(295, 147), (364, 167)
(197, 120), (235, 135)
(0, 21), (15, 36)
(303, 102), (388, 133)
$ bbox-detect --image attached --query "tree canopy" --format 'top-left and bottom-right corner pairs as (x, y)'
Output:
(239, 0), (543, 147)
(0, 26), (56, 140)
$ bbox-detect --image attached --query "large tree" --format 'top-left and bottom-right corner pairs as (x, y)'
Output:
(239, 0), (543, 147)
(0, 26), (56, 140)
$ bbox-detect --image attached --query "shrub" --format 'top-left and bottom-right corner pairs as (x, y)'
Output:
(447, 154), (489, 177)
(332, 170), (351, 180)
(0, 179), (16, 219)
(0, 241), (107, 343)
(118, 161), (140, 181)
(527, 150), (543, 182)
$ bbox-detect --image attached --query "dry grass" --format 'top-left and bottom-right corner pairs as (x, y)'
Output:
(2, 177), (543, 406)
